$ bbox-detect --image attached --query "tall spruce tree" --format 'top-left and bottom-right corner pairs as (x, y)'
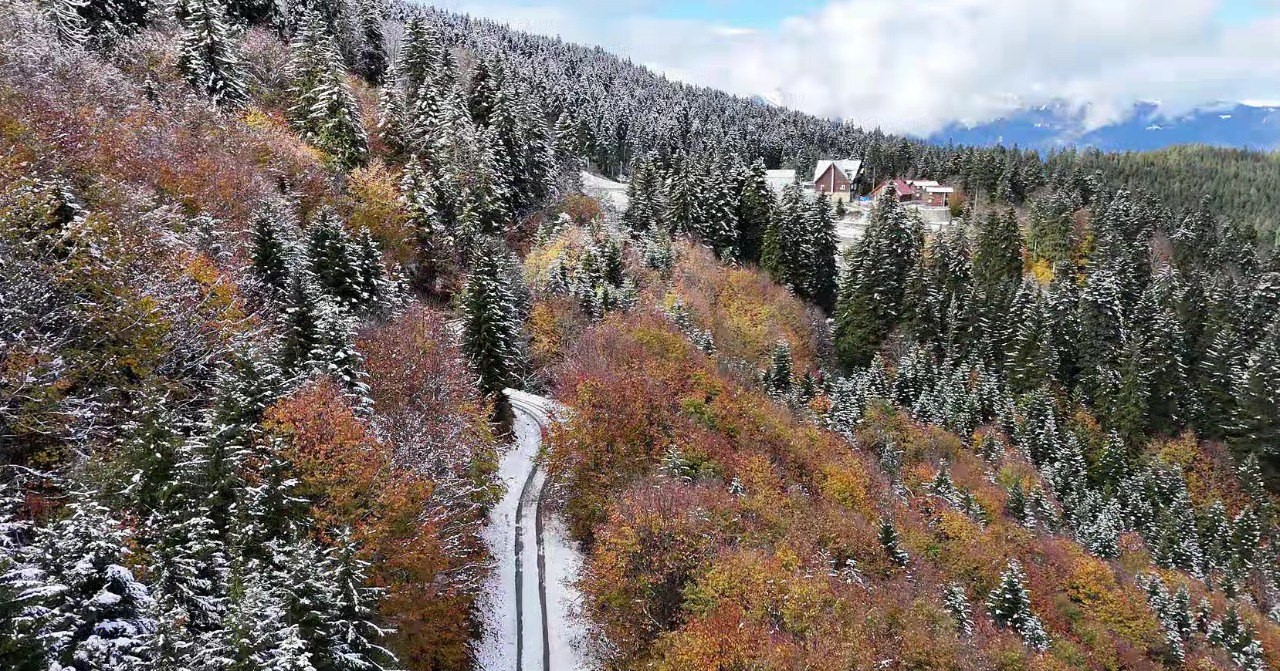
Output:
(176, 0), (247, 108)
(461, 238), (527, 398)
(834, 190), (920, 368)
(987, 559), (1050, 651)
(287, 10), (368, 168)
(735, 158), (772, 265)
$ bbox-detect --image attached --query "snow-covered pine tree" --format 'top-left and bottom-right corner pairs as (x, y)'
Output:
(763, 340), (793, 397)
(351, 0), (386, 84)
(805, 191), (839, 312)
(734, 158), (772, 265)
(317, 534), (395, 671)
(279, 270), (325, 376)
(833, 189), (920, 368)
(176, 0), (247, 108)
(878, 517), (909, 567)
(375, 80), (408, 155)
(1233, 315), (1280, 462)
(8, 496), (158, 670)
(1208, 606), (1266, 671)
(760, 181), (806, 291)
(0, 479), (42, 670)
(461, 238), (527, 398)
(287, 10), (368, 168)
(78, 0), (148, 49)
(148, 503), (231, 670)
(250, 198), (297, 295)
(943, 583), (974, 637)
(304, 208), (364, 310)
(623, 154), (662, 232)
(987, 558), (1050, 651)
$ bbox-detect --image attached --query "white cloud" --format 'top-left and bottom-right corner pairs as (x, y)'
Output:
(423, 0), (1280, 135)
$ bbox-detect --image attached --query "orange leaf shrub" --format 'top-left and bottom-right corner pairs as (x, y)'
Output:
(265, 378), (490, 670)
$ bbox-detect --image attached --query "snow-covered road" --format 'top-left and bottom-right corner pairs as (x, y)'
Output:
(475, 389), (593, 671)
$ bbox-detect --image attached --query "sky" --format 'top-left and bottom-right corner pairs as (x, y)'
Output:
(425, 0), (1280, 135)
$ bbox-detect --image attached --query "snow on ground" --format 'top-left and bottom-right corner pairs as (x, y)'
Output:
(579, 171), (629, 212)
(477, 389), (593, 670)
(474, 407), (540, 670)
(544, 515), (594, 670)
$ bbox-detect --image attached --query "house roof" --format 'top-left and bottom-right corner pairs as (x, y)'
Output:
(813, 159), (863, 184)
(875, 179), (914, 197)
(924, 186), (955, 194)
(907, 179), (941, 188)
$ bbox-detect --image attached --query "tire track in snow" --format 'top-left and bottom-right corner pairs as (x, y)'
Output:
(511, 394), (551, 671)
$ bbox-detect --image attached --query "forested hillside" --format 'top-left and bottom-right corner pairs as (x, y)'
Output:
(1, 0), (1278, 669)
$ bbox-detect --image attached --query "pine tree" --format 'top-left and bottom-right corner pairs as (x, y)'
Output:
(833, 190), (920, 368)
(461, 238), (527, 398)
(878, 517), (909, 567)
(735, 158), (772, 265)
(943, 583), (974, 637)
(1208, 606), (1266, 671)
(176, 0), (247, 108)
(44, 0), (89, 47)
(1234, 316), (1280, 467)
(148, 504), (231, 670)
(763, 340), (793, 397)
(279, 271), (324, 376)
(760, 182), (807, 290)
(250, 198), (297, 295)
(351, 0), (386, 85)
(8, 496), (158, 670)
(987, 559), (1050, 651)
(972, 208), (1023, 294)
(0, 480), (41, 671)
(288, 11), (368, 168)
(805, 192), (839, 312)
(78, 0), (148, 49)
(304, 208), (363, 310)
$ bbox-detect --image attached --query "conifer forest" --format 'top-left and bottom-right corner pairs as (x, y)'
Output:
(2, 0), (1280, 669)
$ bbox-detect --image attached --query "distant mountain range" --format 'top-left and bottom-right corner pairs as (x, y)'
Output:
(920, 101), (1280, 152)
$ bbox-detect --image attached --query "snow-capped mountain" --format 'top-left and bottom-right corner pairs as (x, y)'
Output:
(922, 101), (1280, 152)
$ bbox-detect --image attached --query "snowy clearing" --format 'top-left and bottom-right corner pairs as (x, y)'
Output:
(580, 171), (629, 212)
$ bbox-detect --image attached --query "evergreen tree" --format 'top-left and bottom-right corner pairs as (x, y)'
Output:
(1208, 606), (1266, 671)
(304, 209), (363, 310)
(351, 0), (386, 85)
(760, 182), (807, 290)
(834, 191), (920, 368)
(44, 0), (89, 46)
(763, 340), (793, 397)
(0, 480), (41, 671)
(279, 271), (324, 376)
(7, 497), (158, 670)
(78, 0), (148, 49)
(878, 517), (908, 567)
(250, 198), (297, 295)
(805, 192), (839, 312)
(734, 158), (772, 264)
(987, 559), (1050, 651)
(972, 208), (1023, 294)
(176, 0), (247, 108)
(1234, 316), (1280, 469)
(288, 11), (368, 168)
(461, 238), (527, 398)
(943, 583), (974, 638)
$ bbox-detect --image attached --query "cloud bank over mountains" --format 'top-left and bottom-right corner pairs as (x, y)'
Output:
(431, 0), (1280, 135)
